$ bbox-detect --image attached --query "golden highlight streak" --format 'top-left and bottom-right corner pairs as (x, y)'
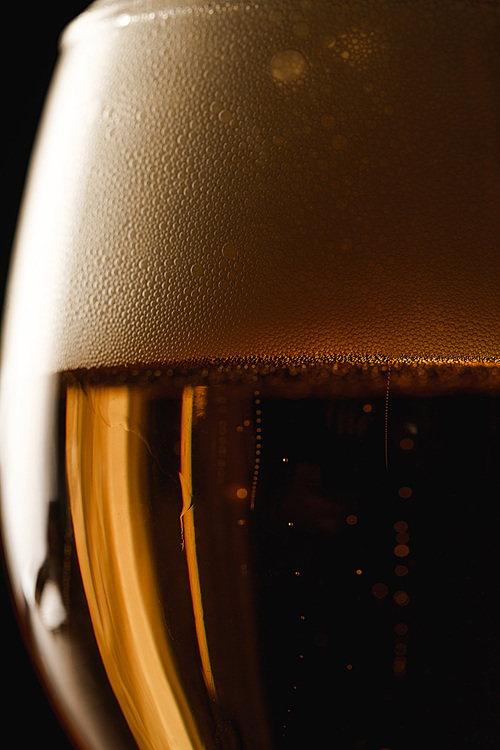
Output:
(179, 386), (217, 700)
(66, 384), (203, 750)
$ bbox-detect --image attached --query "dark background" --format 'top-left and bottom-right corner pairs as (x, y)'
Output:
(3, 3), (90, 748)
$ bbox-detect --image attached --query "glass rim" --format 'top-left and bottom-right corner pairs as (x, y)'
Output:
(62, 0), (261, 46)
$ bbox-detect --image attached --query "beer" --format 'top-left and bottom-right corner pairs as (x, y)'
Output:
(1, 1), (499, 748)
(7, 361), (499, 750)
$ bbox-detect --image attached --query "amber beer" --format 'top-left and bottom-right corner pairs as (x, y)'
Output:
(1, 1), (499, 749)
(59, 361), (499, 750)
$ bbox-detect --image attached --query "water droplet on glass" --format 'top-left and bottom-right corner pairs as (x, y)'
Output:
(272, 50), (308, 82)
(321, 115), (336, 129)
(332, 134), (348, 150)
(219, 110), (233, 124)
(190, 264), (204, 278)
(293, 22), (310, 38)
(210, 100), (223, 114)
(222, 242), (237, 259)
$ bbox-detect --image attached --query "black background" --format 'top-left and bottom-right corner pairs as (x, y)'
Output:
(3, 3), (91, 748)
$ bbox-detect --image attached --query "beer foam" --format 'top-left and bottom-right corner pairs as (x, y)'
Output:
(4, 0), (500, 373)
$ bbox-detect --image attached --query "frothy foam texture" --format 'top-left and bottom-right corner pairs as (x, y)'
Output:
(5, 0), (500, 372)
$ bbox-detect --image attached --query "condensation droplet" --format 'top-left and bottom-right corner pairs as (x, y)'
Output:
(219, 110), (233, 124)
(210, 100), (223, 114)
(332, 134), (348, 150)
(322, 34), (336, 48)
(222, 242), (237, 259)
(293, 22), (310, 38)
(190, 264), (204, 278)
(271, 50), (308, 82)
(321, 115), (336, 129)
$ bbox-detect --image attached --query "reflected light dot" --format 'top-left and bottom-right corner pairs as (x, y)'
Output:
(395, 623), (408, 635)
(346, 514), (358, 525)
(356, 569), (363, 575)
(395, 565), (409, 577)
(398, 486), (413, 499)
(271, 49), (308, 81)
(236, 487), (248, 499)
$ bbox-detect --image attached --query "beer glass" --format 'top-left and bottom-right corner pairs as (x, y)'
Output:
(1, 1), (499, 748)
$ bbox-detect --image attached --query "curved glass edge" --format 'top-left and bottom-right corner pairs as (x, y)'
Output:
(62, 0), (260, 45)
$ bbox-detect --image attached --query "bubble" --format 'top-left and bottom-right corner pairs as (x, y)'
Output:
(400, 438), (415, 450)
(393, 657), (407, 673)
(394, 591), (410, 606)
(394, 544), (410, 558)
(271, 50), (308, 82)
(398, 486), (412, 498)
(371, 582), (389, 599)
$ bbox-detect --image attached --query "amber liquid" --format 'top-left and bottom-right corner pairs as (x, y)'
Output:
(53, 363), (500, 749)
